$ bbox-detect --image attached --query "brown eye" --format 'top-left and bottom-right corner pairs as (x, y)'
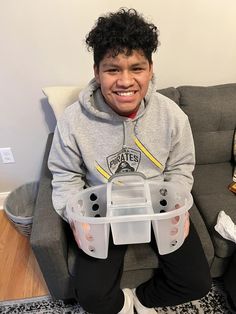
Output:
(106, 68), (118, 73)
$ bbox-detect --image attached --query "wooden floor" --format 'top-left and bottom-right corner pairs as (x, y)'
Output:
(0, 210), (49, 301)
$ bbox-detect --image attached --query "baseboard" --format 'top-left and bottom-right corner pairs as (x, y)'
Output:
(0, 192), (10, 209)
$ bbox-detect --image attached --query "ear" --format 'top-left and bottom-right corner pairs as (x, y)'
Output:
(94, 64), (100, 84)
(149, 63), (154, 80)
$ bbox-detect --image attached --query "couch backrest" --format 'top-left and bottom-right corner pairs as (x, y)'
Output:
(157, 87), (180, 105)
(177, 84), (236, 165)
(159, 84), (236, 165)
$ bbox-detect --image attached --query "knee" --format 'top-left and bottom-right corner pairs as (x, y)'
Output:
(187, 272), (212, 300)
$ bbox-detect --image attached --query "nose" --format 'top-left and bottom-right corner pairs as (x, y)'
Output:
(117, 71), (134, 87)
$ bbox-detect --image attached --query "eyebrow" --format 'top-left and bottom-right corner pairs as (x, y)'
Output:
(101, 61), (149, 68)
(101, 63), (120, 68)
(131, 62), (149, 67)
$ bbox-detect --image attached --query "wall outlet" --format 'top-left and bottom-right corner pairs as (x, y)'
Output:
(0, 147), (15, 163)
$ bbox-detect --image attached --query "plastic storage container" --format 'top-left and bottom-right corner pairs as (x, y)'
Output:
(66, 173), (193, 258)
(107, 173), (153, 245)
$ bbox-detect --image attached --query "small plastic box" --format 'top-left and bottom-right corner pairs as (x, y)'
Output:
(66, 173), (193, 259)
(107, 173), (153, 245)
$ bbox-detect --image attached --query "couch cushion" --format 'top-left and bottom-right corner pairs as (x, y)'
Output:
(123, 243), (158, 271)
(178, 84), (236, 164)
(193, 130), (234, 164)
(193, 162), (234, 196)
(158, 87), (180, 104)
(42, 86), (81, 120)
(192, 162), (236, 258)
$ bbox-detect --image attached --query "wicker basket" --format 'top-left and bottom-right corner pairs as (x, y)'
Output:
(3, 182), (38, 237)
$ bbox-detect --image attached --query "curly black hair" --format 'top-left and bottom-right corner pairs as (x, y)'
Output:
(85, 8), (159, 67)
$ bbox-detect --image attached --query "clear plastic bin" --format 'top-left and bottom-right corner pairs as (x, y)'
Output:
(66, 174), (193, 259)
(107, 173), (153, 245)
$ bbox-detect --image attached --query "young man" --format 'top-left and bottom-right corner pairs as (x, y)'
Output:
(48, 8), (211, 314)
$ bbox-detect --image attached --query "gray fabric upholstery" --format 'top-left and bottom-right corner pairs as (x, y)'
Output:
(31, 83), (236, 301)
(120, 269), (155, 289)
(178, 84), (236, 132)
(189, 203), (214, 267)
(193, 163), (236, 258)
(30, 134), (75, 300)
(177, 83), (236, 276)
(193, 130), (234, 164)
(123, 244), (158, 271)
(178, 84), (236, 164)
(193, 163), (234, 196)
(157, 87), (180, 104)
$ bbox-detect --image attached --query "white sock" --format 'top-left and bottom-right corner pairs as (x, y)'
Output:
(132, 289), (156, 314)
(118, 288), (134, 314)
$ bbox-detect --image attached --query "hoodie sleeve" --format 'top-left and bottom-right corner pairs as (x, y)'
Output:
(163, 116), (195, 192)
(48, 121), (86, 222)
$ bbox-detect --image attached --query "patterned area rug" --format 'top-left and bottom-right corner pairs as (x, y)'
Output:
(0, 280), (234, 313)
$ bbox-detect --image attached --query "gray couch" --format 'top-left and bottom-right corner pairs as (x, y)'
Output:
(30, 83), (236, 301)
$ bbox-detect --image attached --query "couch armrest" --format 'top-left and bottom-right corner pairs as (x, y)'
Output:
(30, 133), (74, 300)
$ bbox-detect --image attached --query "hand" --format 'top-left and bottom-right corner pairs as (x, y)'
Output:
(69, 220), (81, 248)
(171, 204), (190, 240)
(183, 212), (190, 240)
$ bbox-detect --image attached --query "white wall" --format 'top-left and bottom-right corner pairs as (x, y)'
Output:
(0, 0), (236, 195)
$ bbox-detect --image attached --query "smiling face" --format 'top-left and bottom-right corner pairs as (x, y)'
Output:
(94, 50), (153, 116)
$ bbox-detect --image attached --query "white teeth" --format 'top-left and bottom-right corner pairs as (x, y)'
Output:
(116, 91), (134, 96)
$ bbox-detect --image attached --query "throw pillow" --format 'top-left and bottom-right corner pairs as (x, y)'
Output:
(42, 86), (81, 120)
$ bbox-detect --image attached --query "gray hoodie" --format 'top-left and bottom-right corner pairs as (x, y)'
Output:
(48, 76), (195, 221)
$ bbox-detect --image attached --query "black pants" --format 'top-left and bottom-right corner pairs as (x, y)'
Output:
(72, 221), (211, 314)
(223, 249), (236, 310)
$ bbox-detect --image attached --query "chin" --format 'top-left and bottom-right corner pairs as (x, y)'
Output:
(117, 105), (139, 115)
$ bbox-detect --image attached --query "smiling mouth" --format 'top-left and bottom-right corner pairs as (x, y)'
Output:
(114, 91), (136, 96)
